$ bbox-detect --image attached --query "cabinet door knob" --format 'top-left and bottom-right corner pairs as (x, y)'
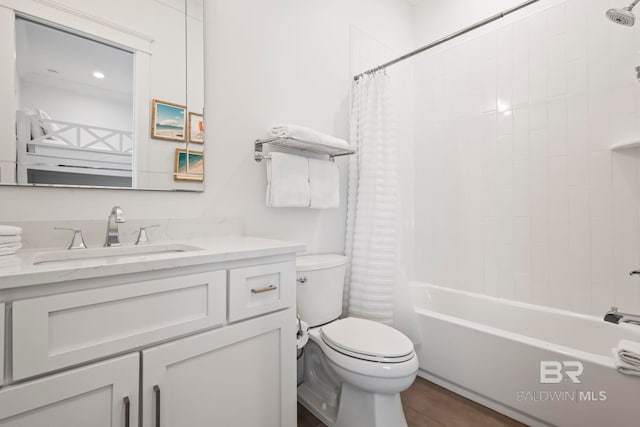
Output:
(123, 396), (130, 427)
(297, 276), (308, 284)
(154, 385), (161, 427)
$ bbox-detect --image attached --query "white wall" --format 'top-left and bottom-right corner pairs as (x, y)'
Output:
(413, 0), (640, 315)
(202, 0), (414, 253)
(19, 78), (133, 131)
(0, 0), (414, 255)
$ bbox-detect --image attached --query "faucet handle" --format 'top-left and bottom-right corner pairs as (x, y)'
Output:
(135, 225), (159, 245)
(54, 227), (88, 250)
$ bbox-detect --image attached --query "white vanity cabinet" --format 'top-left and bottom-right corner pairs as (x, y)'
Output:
(142, 309), (296, 427)
(0, 353), (139, 427)
(0, 238), (303, 427)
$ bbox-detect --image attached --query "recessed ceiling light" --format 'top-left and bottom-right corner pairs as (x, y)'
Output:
(93, 71), (105, 79)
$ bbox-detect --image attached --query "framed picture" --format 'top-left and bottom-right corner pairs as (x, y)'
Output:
(151, 99), (186, 142)
(174, 148), (204, 181)
(188, 112), (204, 144)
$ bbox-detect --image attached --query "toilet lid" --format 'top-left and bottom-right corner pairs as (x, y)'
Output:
(320, 318), (414, 363)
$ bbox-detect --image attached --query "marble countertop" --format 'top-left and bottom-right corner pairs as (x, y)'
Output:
(0, 236), (306, 290)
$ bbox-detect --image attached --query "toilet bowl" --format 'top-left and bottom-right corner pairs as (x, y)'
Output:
(296, 254), (418, 427)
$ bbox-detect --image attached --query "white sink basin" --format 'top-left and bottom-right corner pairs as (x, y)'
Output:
(32, 243), (203, 266)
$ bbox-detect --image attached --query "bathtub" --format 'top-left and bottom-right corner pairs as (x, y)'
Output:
(409, 282), (640, 427)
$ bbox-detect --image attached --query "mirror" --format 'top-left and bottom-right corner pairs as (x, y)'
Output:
(0, 0), (204, 192)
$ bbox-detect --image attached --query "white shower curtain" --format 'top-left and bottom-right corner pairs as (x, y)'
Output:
(344, 72), (399, 326)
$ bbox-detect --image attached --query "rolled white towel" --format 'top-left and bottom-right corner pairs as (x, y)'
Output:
(271, 125), (349, 150)
(0, 225), (22, 236)
(612, 340), (640, 376)
(0, 235), (21, 245)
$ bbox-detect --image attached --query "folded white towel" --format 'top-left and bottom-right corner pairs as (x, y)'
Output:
(0, 243), (21, 250)
(0, 235), (21, 244)
(613, 340), (640, 376)
(271, 125), (349, 150)
(0, 225), (22, 236)
(618, 340), (640, 365)
(266, 153), (310, 208)
(309, 159), (340, 209)
(0, 247), (19, 256)
(0, 254), (20, 265)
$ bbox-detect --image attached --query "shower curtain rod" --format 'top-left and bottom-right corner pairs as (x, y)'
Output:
(353, 0), (541, 81)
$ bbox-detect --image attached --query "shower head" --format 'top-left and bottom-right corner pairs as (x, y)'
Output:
(607, 0), (640, 26)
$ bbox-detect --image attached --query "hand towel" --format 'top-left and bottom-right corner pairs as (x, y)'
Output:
(0, 235), (21, 244)
(0, 225), (22, 236)
(271, 125), (349, 150)
(266, 152), (310, 207)
(309, 159), (340, 209)
(612, 340), (640, 376)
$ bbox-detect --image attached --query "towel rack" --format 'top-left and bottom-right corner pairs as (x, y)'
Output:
(254, 137), (356, 162)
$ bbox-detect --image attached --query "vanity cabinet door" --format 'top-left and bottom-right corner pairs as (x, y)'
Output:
(142, 308), (296, 427)
(0, 353), (138, 427)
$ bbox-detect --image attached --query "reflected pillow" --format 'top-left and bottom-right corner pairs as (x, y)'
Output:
(23, 109), (45, 140)
(35, 109), (59, 134)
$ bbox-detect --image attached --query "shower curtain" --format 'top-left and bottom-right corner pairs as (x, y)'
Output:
(344, 71), (399, 326)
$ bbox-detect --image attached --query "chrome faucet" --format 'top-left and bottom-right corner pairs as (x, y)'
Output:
(104, 206), (126, 247)
(604, 307), (640, 326)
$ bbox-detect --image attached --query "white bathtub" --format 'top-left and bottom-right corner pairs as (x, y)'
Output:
(410, 282), (640, 427)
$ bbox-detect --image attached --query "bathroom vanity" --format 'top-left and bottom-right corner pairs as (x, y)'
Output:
(0, 236), (304, 426)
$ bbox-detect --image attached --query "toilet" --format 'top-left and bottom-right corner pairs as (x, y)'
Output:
(296, 254), (418, 427)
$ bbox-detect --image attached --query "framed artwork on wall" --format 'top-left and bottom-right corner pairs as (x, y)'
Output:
(174, 148), (204, 181)
(188, 112), (204, 144)
(151, 99), (186, 142)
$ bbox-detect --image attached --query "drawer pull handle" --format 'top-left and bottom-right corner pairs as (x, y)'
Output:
(123, 396), (131, 427)
(154, 385), (161, 427)
(251, 285), (278, 294)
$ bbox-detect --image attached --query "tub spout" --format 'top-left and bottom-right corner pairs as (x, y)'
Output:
(604, 306), (640, 325)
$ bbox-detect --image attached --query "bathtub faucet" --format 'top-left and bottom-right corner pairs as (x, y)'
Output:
(604, 307), (640, 326)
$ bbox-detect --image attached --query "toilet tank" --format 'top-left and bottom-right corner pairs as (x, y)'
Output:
(296, 254), (348, 327)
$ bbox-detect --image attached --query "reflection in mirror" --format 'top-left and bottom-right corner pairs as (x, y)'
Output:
(0, 0), (204, 192)
(15, 17), (135, 188)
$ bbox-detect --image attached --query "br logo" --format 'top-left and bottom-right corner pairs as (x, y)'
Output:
(539, 361), (584, 384)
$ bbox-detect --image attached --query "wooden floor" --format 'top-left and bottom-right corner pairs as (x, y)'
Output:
(297, 376), (527, 427)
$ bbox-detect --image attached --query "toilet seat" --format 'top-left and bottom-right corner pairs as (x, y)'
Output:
(320, 317), (414, 363)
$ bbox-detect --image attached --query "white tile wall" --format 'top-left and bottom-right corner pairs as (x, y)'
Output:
(414, 0), (640, 315)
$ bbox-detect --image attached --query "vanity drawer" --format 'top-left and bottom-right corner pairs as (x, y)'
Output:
(12, 271), (226, 381)
(228, 261), (295, 322)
